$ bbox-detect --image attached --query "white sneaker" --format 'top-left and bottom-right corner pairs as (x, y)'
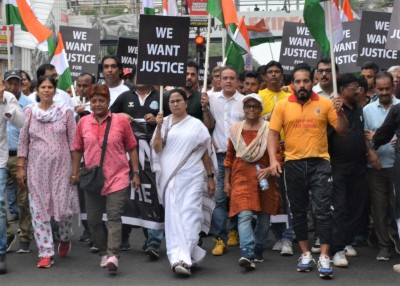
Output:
(272, 239), (283, 251)
(106, 256), (118, 272)
(333, 251), (349, 267)
(393, 264), (400, 273)
(281, 241), (294, 256)
(311, 238), (321, 254)
(100, 255), (108, 268)
(344, 245), (357, 257)
(318, 255), (333, 279)
(297, 251), (314, 272)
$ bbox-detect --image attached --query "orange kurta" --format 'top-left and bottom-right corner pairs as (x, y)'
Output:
(224, 130), (281, 217)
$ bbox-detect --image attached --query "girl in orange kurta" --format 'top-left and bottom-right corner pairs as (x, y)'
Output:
(223, 94), (282, 271)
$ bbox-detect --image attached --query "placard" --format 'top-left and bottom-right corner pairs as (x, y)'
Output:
(60, 26), (100, 80)
(137, 15), (190, 86)
(334, 20), (361, 73)
(357, 11), (399, 69)
(116, 37), (138, 73)
(279, 22), (321, 74)
(386, 2), (400, 50)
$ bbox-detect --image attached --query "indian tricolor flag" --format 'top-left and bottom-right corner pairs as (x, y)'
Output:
(340, 0), (354, 22)
(226, 16), (252, 72)
(142, 0), (155, 15)
(50, 33), (73, 92)
(163, 0), (178, 16)
(5, 0), (54, 53)
(303, 0), (344, 56)
(207, 0), (238, 37)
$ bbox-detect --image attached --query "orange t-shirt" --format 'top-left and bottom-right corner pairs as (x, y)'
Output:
(269, 93), (338, 161)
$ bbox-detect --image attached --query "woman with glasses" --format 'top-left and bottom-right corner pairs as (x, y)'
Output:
(17, 75), (80, 268)
(152, 88), (216, 277)
(224, 94), (281, 271)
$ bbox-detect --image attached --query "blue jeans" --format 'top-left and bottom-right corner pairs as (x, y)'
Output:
(5, 178), (19, 215)
(211, 153), (228, 242)
(238, 210), (270, 259)
(0, 168), (7, 255)
(147, 228), (164, 249)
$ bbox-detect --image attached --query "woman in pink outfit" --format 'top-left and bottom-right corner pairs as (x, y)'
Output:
(17, 75), (79, 268)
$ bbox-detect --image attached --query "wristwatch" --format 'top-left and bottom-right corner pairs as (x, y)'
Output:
(133, 171), (139, 176)
(207, 173), (214, 179)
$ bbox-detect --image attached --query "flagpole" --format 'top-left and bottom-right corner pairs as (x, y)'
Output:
(159, 86), (163, 113)
(70, 84), (78, 105)
(6, 25), (11, 70)
(268, 42), (274, 61)
(326, 0), (338, 96)
(202, 14), (212, 93)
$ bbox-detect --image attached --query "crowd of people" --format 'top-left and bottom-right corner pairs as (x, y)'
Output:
(0, 55), (400, 280)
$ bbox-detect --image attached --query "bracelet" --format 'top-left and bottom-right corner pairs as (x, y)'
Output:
(207, 173), (214, 178)
(70, 175), (78, 179)
(133, 171), (139, 176)
(16, 164), (25, 168)
(202, 107), (209, 112)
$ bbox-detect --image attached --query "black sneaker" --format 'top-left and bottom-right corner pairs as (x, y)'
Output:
(6, 234), (17, 253)
(254, 245), (264, 263)
(79, 231), (91, 242)
(120, 242), (132, 251)
(17, 241), (30, 254)
(0, 254), (6, 274)
(145, 247), (160, 261)
(90, 244), (100, 253)
(238, 257), (256, 270)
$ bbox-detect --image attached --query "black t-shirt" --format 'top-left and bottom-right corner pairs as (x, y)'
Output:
(164, 89), (203, 120)
(328, 103), (367, 168)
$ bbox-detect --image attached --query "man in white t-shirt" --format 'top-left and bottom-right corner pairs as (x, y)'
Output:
(100, 56), (132, 107)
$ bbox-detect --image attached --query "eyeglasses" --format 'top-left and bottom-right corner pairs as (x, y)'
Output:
(244, 104), (261, 110)
(169, 99), (184, 105)
(317, 69), (332, 74)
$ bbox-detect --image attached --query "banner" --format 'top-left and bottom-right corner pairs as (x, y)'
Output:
(0, 26), (13, 55)
(59, 26), (100, 80)
(279, 22), (321, 74)
(116, 37), (138, 73)
(334, 20), (361, 74)
(357, 11), (399, 69)
(386, 1), (400, 50)
(137, 15), (190, 86)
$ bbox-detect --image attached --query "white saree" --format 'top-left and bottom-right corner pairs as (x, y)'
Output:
(151, 115), (216, 267)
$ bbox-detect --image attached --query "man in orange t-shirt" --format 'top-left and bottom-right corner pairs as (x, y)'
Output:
(267, 63), (348, 279)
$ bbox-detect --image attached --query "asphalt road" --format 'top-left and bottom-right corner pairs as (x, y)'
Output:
(3, 217), (400, 286)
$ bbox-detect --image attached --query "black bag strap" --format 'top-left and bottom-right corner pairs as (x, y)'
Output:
(99, 115), (112, 168)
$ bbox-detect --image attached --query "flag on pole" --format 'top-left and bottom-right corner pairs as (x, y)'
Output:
(50, 33), (73, 92)
(5, 0), (54, 54)
(340, 0), (354, 22)
(246, 19), (274, 46)
(226, 17), (251, 72)
(207, 0), (238, 36)
(163, 0), (178, 16)
(142, 0), (155, 15)
(303, 0), (343, 56)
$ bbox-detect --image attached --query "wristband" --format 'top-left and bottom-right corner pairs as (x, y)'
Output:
(207, 173), (214, 179)
(336, 109), (345, 116)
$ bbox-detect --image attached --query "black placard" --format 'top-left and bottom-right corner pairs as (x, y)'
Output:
(386, 2), (400, 51)
(357, 11), (399, 69)
(136, 15), (190, 86)
(60, 26), (100, 80)
(116, 37), (138, 73)
(333, 20), (361, 74)
(279, 22), (321, 74)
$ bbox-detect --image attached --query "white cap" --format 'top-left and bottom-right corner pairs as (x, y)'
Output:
(243, 93), (264, 109)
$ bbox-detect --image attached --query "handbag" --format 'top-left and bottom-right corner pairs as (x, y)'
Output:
(80, 115), (112, 194)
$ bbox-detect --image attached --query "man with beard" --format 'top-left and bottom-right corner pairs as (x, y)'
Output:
(243, 71), (262, 95)
(182, 60), (203, 120)
(268, 63), (348, 279)
(364, 72), (399, 261)
(327, 74), (367, 267)
(360, 61), (380, 102)
(312, 58), (339, 100)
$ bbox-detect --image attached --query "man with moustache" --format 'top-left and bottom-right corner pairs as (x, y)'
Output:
(181, 60), (203, 120)
(327, 74), (367, 267)
(268, 63), (348, 279)
(312, 58), (339, 100)
(74, 73), (96, 118)
(243, 71), (262, 95)
(360, 61), (380, 102)
(364, 72), (399, 261)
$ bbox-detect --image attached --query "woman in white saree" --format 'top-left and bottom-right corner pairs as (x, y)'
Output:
(152, 89), (216, 276)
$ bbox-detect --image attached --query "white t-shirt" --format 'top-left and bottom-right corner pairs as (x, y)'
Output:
(106, 80), (130, 107)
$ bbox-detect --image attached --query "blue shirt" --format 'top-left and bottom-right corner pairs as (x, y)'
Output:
(363, 97), (399, 168)
(7, 93), (33, 151)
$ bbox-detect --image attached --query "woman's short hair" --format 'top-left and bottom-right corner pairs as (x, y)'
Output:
(169, 88), (187, 102)
(37, 75), (57, 89)
(88, 84), (110, 101)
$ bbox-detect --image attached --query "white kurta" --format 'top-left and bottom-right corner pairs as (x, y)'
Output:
(151, 115), (213, 267)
